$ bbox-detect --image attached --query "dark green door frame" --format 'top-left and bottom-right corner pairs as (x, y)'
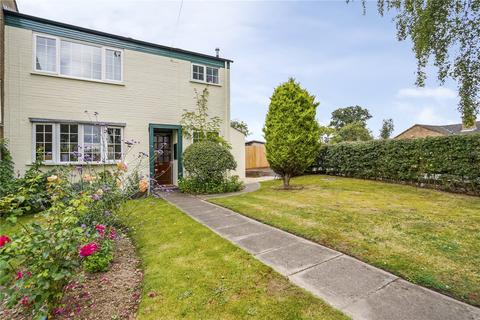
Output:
(149, 124), (183, 182)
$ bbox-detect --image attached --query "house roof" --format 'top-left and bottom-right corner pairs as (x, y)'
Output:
(4, 9), (233, 67)
(396, 121), (480, 138)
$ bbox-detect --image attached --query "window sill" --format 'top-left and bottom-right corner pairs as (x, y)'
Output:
(27, 161), (120, 166)
(190, 79), (222, 87)
(31, 71), (125, 86)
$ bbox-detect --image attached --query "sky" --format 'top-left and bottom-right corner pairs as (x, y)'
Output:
(17, 0), (461, 140)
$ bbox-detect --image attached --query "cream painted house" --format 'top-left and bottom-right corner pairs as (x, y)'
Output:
(2, 9), (245, 185)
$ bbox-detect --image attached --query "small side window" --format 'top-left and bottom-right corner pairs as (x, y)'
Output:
(206, 67), (219, 84)
(192, 64), (204, 81)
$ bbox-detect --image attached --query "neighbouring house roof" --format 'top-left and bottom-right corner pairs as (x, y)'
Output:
(245, 140), (265, 146)
(3, 9), (233, 68)
(395, 121), (480, 138)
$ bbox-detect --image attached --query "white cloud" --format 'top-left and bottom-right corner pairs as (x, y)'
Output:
(396, 87), (457, 100)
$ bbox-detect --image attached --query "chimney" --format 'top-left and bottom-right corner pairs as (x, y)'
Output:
(215, 48), (220, 58)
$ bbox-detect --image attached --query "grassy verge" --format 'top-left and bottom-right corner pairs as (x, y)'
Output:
(118, 198), (348, 320)
(210, 175), (480, 306)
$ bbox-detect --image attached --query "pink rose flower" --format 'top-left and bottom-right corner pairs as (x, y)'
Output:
(95, 225), (106, 236)
(0, 235), (11, 247)
(20, 296), (29, 306)
(108, 228), (117, 240)
(79, 243), (99, 257)
(16, 271), (23, 280)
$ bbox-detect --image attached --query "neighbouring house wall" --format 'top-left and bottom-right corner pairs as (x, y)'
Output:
(229, 126), (245, 180)
(4, 25), (233, 181)
(395, 126), (445, 139)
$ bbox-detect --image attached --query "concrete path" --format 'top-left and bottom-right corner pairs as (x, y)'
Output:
(159, 189), (480, 320)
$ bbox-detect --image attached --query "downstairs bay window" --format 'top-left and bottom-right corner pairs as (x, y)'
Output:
(33, 122), (123, 164)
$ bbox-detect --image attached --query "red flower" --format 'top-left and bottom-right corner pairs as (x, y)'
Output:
(108, 228), (117, 240)
(20, 296), (29, 306)
(16, 271), (23, 280)
(0, 235), (11, 247)
(79, 243), (99, 257)
(95, 225), (106, 237)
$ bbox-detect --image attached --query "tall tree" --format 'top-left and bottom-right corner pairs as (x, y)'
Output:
(359, 0), (480, 127)
(331, 121), (373, 143)
(263, 78), (320, 189)
(380, 118), (394, 139)
(330, 105), (372, 129)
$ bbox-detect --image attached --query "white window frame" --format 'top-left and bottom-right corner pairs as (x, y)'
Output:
(191, 63), (221, 85)
(32, 33), (124, 84)
(31, 123), (124, 165)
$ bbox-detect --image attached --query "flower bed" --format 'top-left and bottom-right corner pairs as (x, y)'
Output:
(0, 137), (152, 318)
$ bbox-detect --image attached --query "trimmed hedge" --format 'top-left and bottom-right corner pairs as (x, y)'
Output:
(310, 133), (480, 194)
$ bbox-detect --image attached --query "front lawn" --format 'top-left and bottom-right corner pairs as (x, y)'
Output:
(118, 198), (348, 320)
(210, 175), (480, 307)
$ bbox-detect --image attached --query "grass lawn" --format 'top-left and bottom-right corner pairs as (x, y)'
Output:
(118, 198), (349, 320)
(210, 175), (480, 307)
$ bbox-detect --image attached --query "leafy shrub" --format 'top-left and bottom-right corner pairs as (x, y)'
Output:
(310, 133), (480, 194)
(183, 141), (237, 184)
(179, 175), (243, 194)
(0, 161), (56, 218)
(0, 139), (15, 197)
(83, 240), (114, 273)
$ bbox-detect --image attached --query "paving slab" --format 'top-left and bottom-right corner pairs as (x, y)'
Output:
(290, 255), (397, 309)
(257, 241), (342, 275)
(216, 221), (271, 240)
(187, 207), (234, 219)
(343, 279), (480, 320)
(200, 214), (249, 229)
(235, 230), (302, 255)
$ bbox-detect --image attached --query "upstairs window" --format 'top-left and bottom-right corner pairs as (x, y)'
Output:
(192, 64), (204, 81)
(206, 67), (219, 84)
(35, 36), (57, 73)
(34, 34), (123, 82)
(191, 63), (219, 85)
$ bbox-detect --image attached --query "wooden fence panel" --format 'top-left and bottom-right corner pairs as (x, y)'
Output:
(245, 144), (269, 169)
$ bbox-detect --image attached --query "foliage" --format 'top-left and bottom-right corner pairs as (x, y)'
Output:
(263, 78), (321, 188)
(180, 88), (229, 146)
(211, 175), (480, 307)
(330, 121), (373, 143)
(178, 175), (243, 194)
(117, 198), (349, 319)
(329, 105), (372, 129)
(311, 133), (480, 194)
(83, 240), (114, 273)
(230, 119), (251, 136)
(319, 125), (336, 143)
(0, 161), (54, 219)
(0, 143), (147, 316)
(361, 0), (480, 127)
(0, 183), (88, 317)
(0, 139), (14, 197)
(183, 140), (237, 184)
(379, 118), (394, 139)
